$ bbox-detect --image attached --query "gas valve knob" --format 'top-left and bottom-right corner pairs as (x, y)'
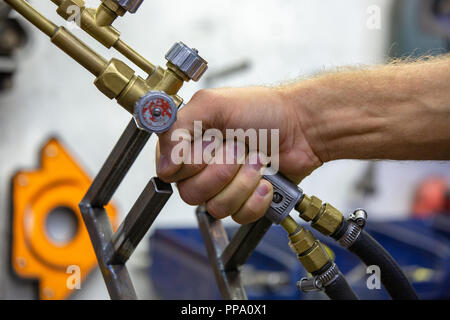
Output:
(112, 0), (144, 13)
(165, 42), (208, 82)
(133, 91), (178, 134)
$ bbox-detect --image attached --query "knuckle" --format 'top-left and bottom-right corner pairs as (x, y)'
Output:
(191, 89), (223, 112)
(177, 182), (202, 205)
(235, 174), (259, 193)
(206, 199), (229, 219)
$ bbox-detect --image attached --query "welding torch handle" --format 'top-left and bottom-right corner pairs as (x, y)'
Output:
(262, 173), (303, 225)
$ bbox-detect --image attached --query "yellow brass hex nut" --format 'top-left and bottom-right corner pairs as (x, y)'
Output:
(56, 0), (85, 20)
(311, 203), (344, 236)
(299, 195), (323, 222)
(298, 242), (331, 273)
(94, 58), (135, 99)
(288, 228), (316, 254)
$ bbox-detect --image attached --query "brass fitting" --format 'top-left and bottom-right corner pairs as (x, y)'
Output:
(281, 216), (331, 274)
(98, 0), (126, 26)
(297, 195), (322, 222)
(53, 0), (156, 75)
(288, 227), (316, 254)
(8, 0), (186, 121)
(298, 241), (331, 273)
(81, 8), (120, 48)
(312, 203), (343, 236)
(94, 58), (135, 99)
(296, 195), (344, 236)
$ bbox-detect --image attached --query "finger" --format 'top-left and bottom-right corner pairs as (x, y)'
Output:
(231, 179), (273, 225)
(176, 143), (241, 205)
(156, 138), (208, 183)
(205, 154), (264, 219)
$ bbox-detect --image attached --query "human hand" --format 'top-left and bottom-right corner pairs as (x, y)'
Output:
(156, 86), (322, 224)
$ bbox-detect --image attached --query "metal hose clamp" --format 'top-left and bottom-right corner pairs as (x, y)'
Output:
(338, 209), (367, 248)
(297, 263), (339, 292)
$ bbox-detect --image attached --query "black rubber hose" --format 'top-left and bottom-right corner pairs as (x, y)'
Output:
(348, 229), (418, 300)
(324, 272), (359, 300)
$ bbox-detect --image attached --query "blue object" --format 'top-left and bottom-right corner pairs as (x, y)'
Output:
(149, 216), (450, 299)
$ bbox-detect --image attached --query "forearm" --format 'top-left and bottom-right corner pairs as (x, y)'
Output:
(284, 55), (450, 162)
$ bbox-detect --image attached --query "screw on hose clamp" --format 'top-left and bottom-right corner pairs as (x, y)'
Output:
(297, 263), (339, 292)
(133, 91), (178, 134)
(297, 277), (323, 292)
(348, 208), (367, 228)
(338, 209), (368, 248)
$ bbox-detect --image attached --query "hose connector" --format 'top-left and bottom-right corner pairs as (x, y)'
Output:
(296, 194), (344, 236)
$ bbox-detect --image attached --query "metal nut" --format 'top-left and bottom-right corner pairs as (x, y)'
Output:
(94, 58), (134, 99)
(312, 203), (344, 236)
(298, 242), (331, 273)
(299, 195), (322, 222)
(288, 228), (316, 254)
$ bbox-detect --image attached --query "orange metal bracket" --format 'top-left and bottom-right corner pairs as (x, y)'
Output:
(11, 138), (118, 300)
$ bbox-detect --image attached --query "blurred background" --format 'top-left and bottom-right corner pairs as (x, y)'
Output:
(0, 0), (449, 300)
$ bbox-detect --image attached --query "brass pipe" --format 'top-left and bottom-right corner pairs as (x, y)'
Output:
(51, 1), (155, 75)
(280, 215), (300, 235)
(5, 0), (57, 37)
(51, 27), (107, 76)
(113, 40), (156, 75)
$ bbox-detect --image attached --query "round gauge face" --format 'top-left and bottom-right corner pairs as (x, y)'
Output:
(134, 92), (177, 133)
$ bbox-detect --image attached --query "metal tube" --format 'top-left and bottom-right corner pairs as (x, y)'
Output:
(51, 27), (107, 76)
(221, 217), (272, 271)
(281, 215), (300, 235)
(114, 39), (156, 75)
(5, 0), (57, 37)
(106, 177), (172, 264)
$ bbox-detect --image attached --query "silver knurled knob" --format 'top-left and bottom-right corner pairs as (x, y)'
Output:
(165, 42), (208, 82)
(113, 0), (144, 13)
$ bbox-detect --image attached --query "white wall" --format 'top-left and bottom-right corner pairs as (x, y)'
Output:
(1, 0), (448, 299)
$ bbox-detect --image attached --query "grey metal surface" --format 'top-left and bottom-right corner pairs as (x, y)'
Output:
(114, 0), (144, 13)
(263, 173), (303, 224)
(79, 119), (164, 300)
(195, 205), (248, 300)
(107, 177), (172, 264)
(165, 42), (208, 82)
(221, 217), (272, 271)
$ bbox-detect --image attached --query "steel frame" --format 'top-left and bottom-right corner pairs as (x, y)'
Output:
(79, 119), (273, 300)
